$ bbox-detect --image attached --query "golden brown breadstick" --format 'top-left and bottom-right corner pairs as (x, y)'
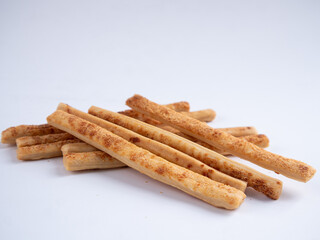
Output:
(47, 110), (246, 209)
(2, 124), (64, 144)
(120, 109), (215, 126)
(17, 139), (81, 160)
(63, 151), (126, 171)
(158, 125), (268, 154)
(180, 134), (269, 156)
(119, 101), (190, 126)
(57, 103), (246, 191)
(181, 109), (216, 122)
(61, 142), (98, 153)
(126, 94), (316, 183)
(16, 133), (76, 147)
(89, 105), (282, 199)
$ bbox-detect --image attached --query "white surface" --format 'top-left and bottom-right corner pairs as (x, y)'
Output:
(1, 0), (320, 239)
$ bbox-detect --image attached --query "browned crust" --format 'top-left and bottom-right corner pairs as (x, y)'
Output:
(2, 124), (64, 144)
(63, 151), (126, 171)
(16, 133), (76, 147)
(89, 105), (282, 199)
(17, 139), (81, 160)
(126, 94), (316, 183)
(58, 103), (246, 191)
(47, 110), (246, 210)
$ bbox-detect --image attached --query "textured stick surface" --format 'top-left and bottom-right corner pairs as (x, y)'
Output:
(17, 139), (81, 160)
(58, 103), (246, 191)
(126, 94), (316, 182)
(16, 132), (76, 147)
(1, 124), (63, 144)
(63, 151), (126, 171)
(119, 101), (189, 126)
(47, 110), (246, 210)
(89, 105), (282, 199)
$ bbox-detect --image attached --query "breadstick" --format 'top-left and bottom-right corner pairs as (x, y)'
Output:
(89, 105), (282, 199)
(57, 103), (246, 191)
(61, 142), (98, 153)
(119, 101), (190, 125)
(126, 94), (316, 182)
(181, 109), (216, 122)
(120, 109), (215, 126)
(47, 110), (246, 209)
(153, 125), (268, 154)
(17, 139), (81, 160)
(16, 133), (76, 147)
(2, 124), (64, 144)
(63, 151), (126, 171)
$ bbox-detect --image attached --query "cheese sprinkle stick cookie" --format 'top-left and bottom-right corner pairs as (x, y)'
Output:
(2, 124), (63, 144)
(58, 103), (246, 191)
(126, 94), (316, 182)
(89, 105), (282, 199)
(47, 110), (246, 210)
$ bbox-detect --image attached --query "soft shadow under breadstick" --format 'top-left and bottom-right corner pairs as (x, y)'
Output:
(89, 105), (282, 200)
(16, 133), (76, 147)
(17, 139), (81, 160)
(2, 124), (63, 144)
(57, 103), (246, 191)
(47, 110), (246, 210)
(126, 94), (316, 183)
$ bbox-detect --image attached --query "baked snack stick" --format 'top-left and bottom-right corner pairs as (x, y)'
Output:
(47, 110), (246, 210)
(61, 142), (97, 153)
(89, 106), (282, 199)
(17, 139), (81, 160)
(16, 133), (76, 147)
(57, 103), (246, 191)
(2, 124), (63, 144)
(160, 126), (268, 154)
(120, 109), (215, 126)
(62, 143), (126, 170)
(62, 151), (126, 171)
(126, 95), (316, 182)
(119, 101), (190, 125)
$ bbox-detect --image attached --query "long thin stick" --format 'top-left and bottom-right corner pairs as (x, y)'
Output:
(126, 94), (316, 182)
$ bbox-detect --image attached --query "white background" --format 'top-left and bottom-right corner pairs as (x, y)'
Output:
(1, 0), (319, 239)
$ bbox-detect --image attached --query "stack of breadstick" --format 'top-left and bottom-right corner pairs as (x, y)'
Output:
(1, 95), (316, 210)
